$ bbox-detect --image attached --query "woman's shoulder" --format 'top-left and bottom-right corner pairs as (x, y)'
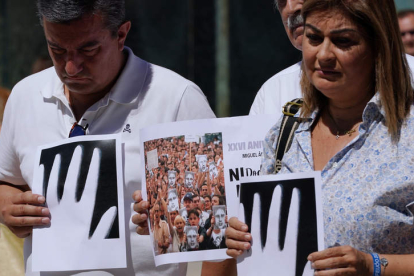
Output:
(398, 105), (414, 141)
(403, 104), (414, 126)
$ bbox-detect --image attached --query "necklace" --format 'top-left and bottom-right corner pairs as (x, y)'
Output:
(326, 109), (357, 140)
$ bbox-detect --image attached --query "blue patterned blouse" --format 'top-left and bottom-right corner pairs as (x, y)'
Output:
(261, 94), (414, 254)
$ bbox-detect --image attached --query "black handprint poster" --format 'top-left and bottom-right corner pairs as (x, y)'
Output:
(32, 134), (126, 272)
(237, 172), (324, 276)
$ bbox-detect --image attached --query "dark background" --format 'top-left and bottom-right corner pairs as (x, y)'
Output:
(0, 0), (301, 116)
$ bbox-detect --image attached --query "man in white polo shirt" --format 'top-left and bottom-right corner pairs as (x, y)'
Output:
(249, 0), (304, 115)
(250, 0), (414, 116)
(0, 0), (214, 275)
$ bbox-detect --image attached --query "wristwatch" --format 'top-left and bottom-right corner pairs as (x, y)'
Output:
(380, 257), (388, 274)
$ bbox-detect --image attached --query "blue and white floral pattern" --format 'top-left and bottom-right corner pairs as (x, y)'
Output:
(262, 94), (414, 254)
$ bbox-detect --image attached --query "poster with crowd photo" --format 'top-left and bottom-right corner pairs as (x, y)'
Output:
(140, 114), (279, 266)
(237, 173), (324, 276)
(31, 134), (126, 272)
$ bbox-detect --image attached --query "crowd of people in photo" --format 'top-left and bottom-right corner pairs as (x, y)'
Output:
(143, 134), (228, 254)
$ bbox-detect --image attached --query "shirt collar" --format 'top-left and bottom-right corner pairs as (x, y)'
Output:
(40, 46), (148, 106)
(296, 93), (383, 133)
(106, 46), (148, 104)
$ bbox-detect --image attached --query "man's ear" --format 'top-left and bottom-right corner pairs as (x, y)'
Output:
(117, 21), (131, 51)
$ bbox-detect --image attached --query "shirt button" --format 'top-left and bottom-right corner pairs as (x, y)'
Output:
(333, 162), (338, 168)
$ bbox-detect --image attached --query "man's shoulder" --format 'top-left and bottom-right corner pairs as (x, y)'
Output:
(8, 67), (56, 104)
(11, 67), (56, 95)
(126, 50), (215, 120)
(249, 61), (302, 115)
(133, 57), (202, 97)
(258, 60), (302, 98)
(150, 63), (190, 83)
(123, 49), (197, 93)
(263, 61), (302, 85)
(133, 54), (195, 91)
(405, 53), (414, 71)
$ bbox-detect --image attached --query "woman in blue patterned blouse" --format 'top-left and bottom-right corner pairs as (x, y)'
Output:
(226, 0), (414, 275)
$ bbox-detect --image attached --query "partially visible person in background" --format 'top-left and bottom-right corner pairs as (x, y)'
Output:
(0, 86), (24, 276)
(0, 86), (9, 131)
(31, 55), (53, 74)
(0, 224), (24, 276)
(0, 54), (53, 276)
(398, 10), (414, 56)
(250, 0), (414, 116)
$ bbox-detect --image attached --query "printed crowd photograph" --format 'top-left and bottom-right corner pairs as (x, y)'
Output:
(143, 133), (228, 255)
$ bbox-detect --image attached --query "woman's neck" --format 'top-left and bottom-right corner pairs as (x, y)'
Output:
(326, 91), (373, 130)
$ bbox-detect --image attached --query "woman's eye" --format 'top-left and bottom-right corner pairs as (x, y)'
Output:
(335, 38), (351, 44)
(306, 33), (322, 43)
(333, 37), (356, 48)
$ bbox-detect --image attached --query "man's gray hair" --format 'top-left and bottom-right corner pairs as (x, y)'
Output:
(274, 0), (286, 11)
(36, 0), (125, 37)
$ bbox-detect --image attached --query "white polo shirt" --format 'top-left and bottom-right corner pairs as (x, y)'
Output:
(249, 54), (414, 115)
(0, 47), (215, 276)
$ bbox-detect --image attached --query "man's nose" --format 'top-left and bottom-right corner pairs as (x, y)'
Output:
(65, 54), (83, 76)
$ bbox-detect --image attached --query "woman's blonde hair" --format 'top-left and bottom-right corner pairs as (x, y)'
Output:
(174, 215), (185, 225)
(300, 0), (413, 139)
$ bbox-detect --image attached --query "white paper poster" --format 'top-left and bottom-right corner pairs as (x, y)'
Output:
(140, 114), (279, 266)
(237, 173), (324, 276)
(31, 134), (126, 272)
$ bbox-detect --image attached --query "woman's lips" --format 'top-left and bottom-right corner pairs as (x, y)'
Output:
(315, 69), (341, 76)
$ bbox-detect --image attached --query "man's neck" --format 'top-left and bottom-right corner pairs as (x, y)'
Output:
(65, 87), (108, 121)
(64, 51), (127, 121)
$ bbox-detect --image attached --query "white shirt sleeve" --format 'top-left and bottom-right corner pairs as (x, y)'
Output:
(249, 85), (265, 115)
(0, 92), (25, 185)
(176, 83), (216, 121)
(248, 62), (303, 116)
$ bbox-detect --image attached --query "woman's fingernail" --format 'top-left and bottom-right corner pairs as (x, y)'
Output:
(41, 218), (50, 224)
(38, 196), (45, 203)
(244, 234), (251, 241)
(241, 225), (248, 231)
(244, 243), (250, 249)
